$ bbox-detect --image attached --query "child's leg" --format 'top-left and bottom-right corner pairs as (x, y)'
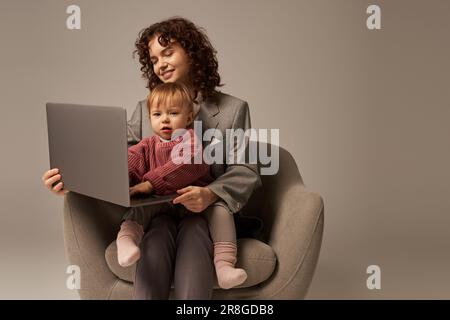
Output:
(117, 204), (167, 267)
(204, 203), (247, 289)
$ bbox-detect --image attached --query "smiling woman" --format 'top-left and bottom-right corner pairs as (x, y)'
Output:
(133, 17), (222, 101)
(128, 18), (262, 298)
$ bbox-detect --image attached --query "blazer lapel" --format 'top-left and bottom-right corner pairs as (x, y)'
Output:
(197, 99), (220, 142)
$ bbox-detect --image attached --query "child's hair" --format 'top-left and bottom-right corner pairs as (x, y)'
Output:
(147, 82), (194, 114)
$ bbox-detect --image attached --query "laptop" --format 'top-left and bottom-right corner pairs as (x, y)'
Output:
(46, 102), (177, 207)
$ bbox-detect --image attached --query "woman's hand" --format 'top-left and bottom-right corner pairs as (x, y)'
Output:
(129, 181), (153, 197)
(42, 168), (69, 196)
(173, 186), (218, 213)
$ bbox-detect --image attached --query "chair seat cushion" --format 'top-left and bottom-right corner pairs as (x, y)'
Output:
(105, 238), (277, 288)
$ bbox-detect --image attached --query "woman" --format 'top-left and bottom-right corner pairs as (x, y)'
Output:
(42, 17), (261, 299)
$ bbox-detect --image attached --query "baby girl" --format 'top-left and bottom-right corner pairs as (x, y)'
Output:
(116, 82), (247, 289)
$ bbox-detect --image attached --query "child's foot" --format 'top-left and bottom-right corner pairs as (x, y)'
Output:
(216, 266), (248, 289)
(116, 220), (144, 267)
(117, 236), (141, 267)
(213, 241), (248, 289)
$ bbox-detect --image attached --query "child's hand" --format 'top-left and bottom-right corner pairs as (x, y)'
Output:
(129, 181), (153, 197)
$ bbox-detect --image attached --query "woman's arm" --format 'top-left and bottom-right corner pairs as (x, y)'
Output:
(206, 102), (262, 213)
(173, 101), (262, 213)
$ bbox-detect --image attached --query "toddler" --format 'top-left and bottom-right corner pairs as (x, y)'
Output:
(116, 82), (247, 289)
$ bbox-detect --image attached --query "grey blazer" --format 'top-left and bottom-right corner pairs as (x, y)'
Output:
(127, 92), (262, 214)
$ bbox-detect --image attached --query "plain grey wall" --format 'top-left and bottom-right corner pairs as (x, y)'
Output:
(1, 0), (449, 299)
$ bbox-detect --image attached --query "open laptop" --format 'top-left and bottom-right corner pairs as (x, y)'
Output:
(46, 102), (177, 207)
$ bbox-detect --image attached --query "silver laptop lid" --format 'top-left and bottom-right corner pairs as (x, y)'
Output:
(46, 102), (131, 207)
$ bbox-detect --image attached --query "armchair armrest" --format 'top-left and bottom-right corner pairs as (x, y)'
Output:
(215, 183), (324, 300)
(260, 183), (324, 299)
(63, 192), (126, 299)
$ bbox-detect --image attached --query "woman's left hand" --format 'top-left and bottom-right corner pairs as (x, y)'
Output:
(173, 186), (218, 212)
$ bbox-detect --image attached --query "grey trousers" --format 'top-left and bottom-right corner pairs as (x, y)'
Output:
(123, 201), (236, 243)
(133, 212), (215, 299)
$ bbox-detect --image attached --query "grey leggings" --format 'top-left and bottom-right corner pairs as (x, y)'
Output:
(122, 201), (236, 244)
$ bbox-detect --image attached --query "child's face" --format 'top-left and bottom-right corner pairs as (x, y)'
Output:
(150, 102), (193, 140)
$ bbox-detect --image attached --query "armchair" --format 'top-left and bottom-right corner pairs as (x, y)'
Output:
(62, 143), (324, 299)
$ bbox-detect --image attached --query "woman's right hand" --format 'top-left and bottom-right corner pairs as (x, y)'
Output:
(42, 168), (69, 196)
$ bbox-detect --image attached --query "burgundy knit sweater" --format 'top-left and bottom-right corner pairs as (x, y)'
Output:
(128, 128), (213, 195)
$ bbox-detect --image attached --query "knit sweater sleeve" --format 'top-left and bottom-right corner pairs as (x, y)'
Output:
(143, 129), (210, 195)
(127, 137), (152, 186)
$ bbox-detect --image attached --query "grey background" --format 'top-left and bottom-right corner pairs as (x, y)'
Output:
(1, 0), (449, 299)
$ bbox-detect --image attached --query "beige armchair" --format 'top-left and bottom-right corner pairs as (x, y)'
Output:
(62, 144), (324, 299)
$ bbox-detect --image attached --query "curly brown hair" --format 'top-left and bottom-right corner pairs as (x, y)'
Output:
(133, 17), (223, 101)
